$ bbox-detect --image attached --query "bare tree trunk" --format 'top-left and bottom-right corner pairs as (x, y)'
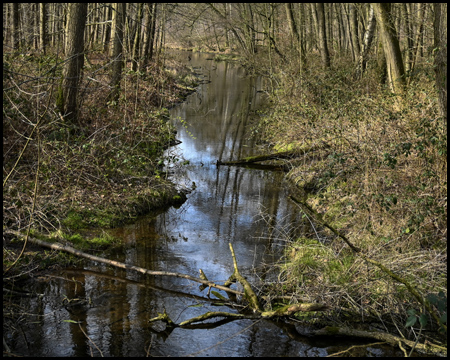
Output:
(372, 3), (405, 94)
(349, 4), (360, 62)
(102, 5), (112, 53)
(285, 3), (299, 44)
(315, 3), (330, 68)
(109, 3), (126, 102)
(411, 3), (425, 74)
(356, 4), (376, 77)
(142, 3), (157, 67)
(402, 3), (413, 74)
(58, 3), (88, 124)
(131, 3), (143, 72)
(39, 3), (46, 54)
(11, 3), (20, 49)
(434, 3), (447, 121)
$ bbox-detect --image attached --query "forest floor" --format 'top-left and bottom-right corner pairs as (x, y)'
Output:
(3, 49), (199, 272)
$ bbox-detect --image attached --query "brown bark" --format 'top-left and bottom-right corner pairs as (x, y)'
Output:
(109, 3), (126, 102)
(60, 3), (88, 123)
(11, 3), (20, 49)
(315, 3), (330, 68)
(39, 3), (47, 54)
(349, 4), (360, 61)
(434, 3), (447, 121)
(372, 3), (406, 94)
(356, 4), (376, 77)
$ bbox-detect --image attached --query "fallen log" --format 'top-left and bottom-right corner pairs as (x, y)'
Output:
(314, 326), (447, 357)
(216, 150), (298, 166)
(5, 230), (243, 296)
(217, 143), (330, 167)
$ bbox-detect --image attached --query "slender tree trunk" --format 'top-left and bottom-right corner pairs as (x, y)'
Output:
(39, 3), (46, 54)
(285, 3), (299, 45)
(131, 3), (143, 72)
(59, 3), (88, 124)
(402, 3), (413, 74)
(310, 3), (318, 51)
(149, 3), (158, 61)
(349, 4), (360, 62)
(434, 3), (447, 121)
(372, 3), (405, 94)
(11, 3), (20, 49)
(356, 4), (376, 77)
(411, 3), (425, 74)
(102, 5), (112, 53)
(315, 3), (330, 68)
(109, 3), (126, 102)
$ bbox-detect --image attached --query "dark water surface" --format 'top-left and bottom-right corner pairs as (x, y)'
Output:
(8, 51), (402, 357)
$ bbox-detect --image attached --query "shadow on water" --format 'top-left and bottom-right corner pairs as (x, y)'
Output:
(7, 51), (405, 357)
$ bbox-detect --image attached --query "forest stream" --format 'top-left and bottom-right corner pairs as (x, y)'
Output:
(8, 51), (405, 357)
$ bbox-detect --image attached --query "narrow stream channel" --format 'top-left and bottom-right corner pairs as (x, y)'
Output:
(8, 51), (402, 357)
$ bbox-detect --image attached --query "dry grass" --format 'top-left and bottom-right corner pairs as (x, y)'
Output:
(253, 53), (447, 336)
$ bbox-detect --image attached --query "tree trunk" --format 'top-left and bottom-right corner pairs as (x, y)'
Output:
(349, 4), (360, 62)
(402, 3), (413, 74)
(142, 3), (157, 66)
(434, 3), (447, 121)
(372, 3), (405, 94)
(285, 4), (299, 45)
(58, 3), (88, 124)
(39, 3), (47, 54)
(102, 5), (112, 53)
(411, 3), (425, 74)
(315, 3), (330, 68)
(356, 4), (376, 78)
(109, 3), (126, 102)
(11, 3), (20, 50)
(131, 3), (143, 72)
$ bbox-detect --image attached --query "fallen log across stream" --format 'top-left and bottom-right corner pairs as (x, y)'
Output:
(216, 150), (298, 166)
(7, 230), (327, 325)
(216, 143), (330, 167)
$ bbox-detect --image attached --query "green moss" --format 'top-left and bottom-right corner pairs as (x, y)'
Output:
(324, 326), (340, 335)
(62, 211), (85, 230)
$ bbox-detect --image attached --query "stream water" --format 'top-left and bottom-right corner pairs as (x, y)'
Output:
(7, 51), (403, 357)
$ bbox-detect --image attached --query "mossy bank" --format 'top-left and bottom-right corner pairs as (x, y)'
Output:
(3, 51), (198, 267)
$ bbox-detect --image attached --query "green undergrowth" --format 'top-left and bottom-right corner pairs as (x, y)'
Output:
(254, 54), (447, 336)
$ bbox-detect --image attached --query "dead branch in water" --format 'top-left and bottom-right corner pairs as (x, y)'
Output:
(6, 230), (327, 327)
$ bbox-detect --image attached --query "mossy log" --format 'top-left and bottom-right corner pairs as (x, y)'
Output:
(228, 243), (263, 312)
